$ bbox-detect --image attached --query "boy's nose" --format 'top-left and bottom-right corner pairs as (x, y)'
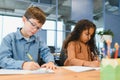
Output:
(88, 35), (91, 40)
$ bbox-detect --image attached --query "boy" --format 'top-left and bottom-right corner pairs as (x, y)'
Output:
(0, 6), (57, 70)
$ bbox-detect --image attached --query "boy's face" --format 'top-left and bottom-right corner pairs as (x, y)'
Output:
(22, 16), (43, 37)
(80, 28), (94, 43)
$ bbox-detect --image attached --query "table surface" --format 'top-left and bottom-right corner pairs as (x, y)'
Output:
(0, 67), (100, 80)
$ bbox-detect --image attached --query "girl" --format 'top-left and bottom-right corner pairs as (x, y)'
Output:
(62, 19), (100, 67)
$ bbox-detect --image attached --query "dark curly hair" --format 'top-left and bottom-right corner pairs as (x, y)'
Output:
(62, 19), (99, 56)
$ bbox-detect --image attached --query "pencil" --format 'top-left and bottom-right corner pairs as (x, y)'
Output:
(26, 52), (34, 61)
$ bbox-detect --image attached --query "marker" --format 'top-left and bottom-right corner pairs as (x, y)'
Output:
(101, 48), (106, 58)
(26, 52), (34, 61)
(106, 39), (111, 58)
(114, 43), (119, 58)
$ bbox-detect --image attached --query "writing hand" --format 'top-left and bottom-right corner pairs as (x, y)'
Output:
(83, 60), (100, 67)
(22, 61), (40, 70)
(90, 61), (100, 67)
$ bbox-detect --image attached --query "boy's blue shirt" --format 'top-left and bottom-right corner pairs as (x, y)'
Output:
(0, 28), (54, 69)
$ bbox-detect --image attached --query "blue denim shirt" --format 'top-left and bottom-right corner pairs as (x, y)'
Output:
(0, 28), (54, 69)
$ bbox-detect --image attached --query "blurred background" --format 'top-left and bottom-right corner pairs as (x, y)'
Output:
(0, 0), (120, 58)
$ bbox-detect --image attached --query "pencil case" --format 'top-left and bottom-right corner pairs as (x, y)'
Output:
(100, 58), (120, 80)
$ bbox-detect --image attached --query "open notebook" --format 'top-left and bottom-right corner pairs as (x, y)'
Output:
(62, 66), (100, 72)
(0, 68), (54, 75)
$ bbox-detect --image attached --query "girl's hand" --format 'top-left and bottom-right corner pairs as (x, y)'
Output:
(89, 61), (100, 67)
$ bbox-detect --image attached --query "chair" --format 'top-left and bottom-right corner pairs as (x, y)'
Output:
(48, 46), (55, 53)
(59, 49), (67, 66)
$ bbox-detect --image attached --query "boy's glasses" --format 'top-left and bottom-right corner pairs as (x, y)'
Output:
(27, 19), (41, 30)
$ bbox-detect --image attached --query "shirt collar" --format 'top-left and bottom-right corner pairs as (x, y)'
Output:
(15, 28), (37, 41)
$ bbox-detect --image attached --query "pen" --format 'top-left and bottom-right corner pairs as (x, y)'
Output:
(26, 52), (34, 61)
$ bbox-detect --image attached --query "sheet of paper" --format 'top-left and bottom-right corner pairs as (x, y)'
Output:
(0, 68), (54, 75)
(62, 66), (100, 72)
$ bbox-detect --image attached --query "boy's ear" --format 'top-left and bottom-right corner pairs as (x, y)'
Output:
(22, 16), (27, 22)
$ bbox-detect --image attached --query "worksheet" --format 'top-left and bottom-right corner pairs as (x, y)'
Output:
(0, 68), (54, 75)
(62, 66), (100, 72)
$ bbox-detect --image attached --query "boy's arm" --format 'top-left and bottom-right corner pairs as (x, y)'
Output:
(0, 36), (24, 69)
(39, 41), (55, 63)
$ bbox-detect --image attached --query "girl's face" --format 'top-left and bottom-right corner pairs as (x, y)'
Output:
(79, 27), (95, 43)
(21, 16), (43, 38)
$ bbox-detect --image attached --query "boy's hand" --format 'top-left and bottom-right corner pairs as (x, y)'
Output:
(41, 62), (57, 70)
(22, 61), (40, 70)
